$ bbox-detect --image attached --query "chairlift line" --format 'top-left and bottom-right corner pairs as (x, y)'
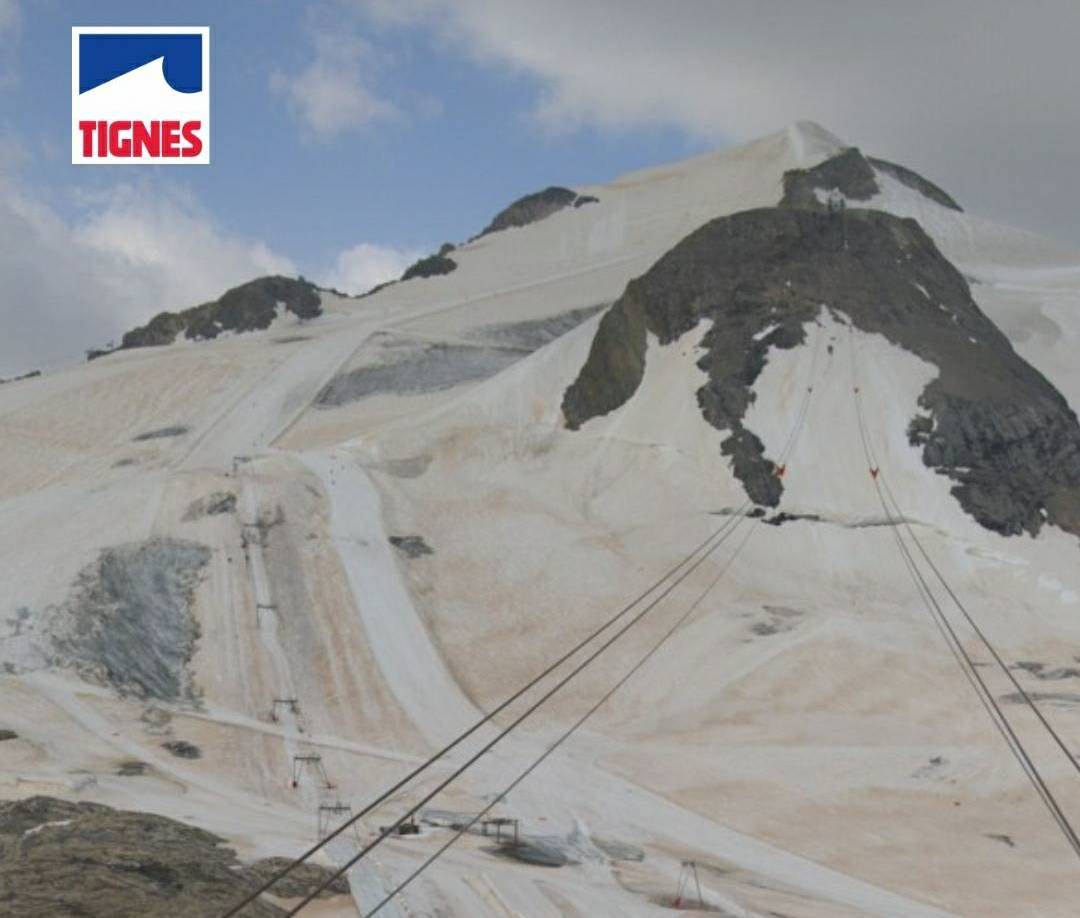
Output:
(846, 326), (1080, 861)
(223, 325), (825, 918)
(219, 502), (743, 918)
(327, 522), (760, 918)
(282, 514), (761, 915)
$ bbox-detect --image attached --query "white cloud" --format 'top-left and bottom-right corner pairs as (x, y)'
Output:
(0, 0), (18, 38)
(0, 0), (21, 87)
(321, 241), (421, 294)
(76, 181), (294, 305)
(272, 28), (395, 139)
(0, 169), (295, 377)
(362, 0), (1080, 244)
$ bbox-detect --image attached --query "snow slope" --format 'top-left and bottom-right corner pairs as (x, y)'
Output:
(3, 121), (1080, 916)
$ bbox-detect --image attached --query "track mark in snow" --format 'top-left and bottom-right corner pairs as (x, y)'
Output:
(300, 452), (479, 746)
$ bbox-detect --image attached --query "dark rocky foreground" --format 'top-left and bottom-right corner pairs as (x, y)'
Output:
(0, 796), (348, 917)
(105, 276), (322, 353)
(563, 200), (1080, 538)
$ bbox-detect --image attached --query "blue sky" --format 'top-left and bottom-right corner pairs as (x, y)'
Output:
(8, 0), (705, 282)
(2, 0), (1079, 376)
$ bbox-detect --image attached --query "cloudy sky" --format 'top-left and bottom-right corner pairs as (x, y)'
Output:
(1, 0), (1078, 376)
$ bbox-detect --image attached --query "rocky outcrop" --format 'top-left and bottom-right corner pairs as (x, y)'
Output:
(0, 796), (348, 917)
(563, 206), (1080, 537)
(116, 276), (322, 351)
(401, 252), (457, 281)
(478, 186), (598, 237)
(781, 147), (881, 210)
(781, 147), (962, 212)
(389, 535), (433, 558)
(0, 370), (41, 385)
(161, 740), (201, 759)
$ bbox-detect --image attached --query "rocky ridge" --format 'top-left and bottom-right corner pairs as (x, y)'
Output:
(564, 154), (1080, 537)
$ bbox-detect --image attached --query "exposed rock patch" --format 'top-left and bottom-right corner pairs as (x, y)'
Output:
(239, 857), (350, 899)
(116, 276), (321, 351)
(1013, 661), (1080, 681)
(781, 147), (962, 212)
(133, 425), (189, 442)
(762, 511), (823, 527)
(0, 730), (17, 741)
(48, 538), (211, 701)
(911, 755), (948, 781)
(749, 605), (804, 638)
(401, 252), (457, 281)
(563, 206), (1080, 537)
(389, 535), (433, 558)
(0, 796), (347, 917)
(161, 740), (201, 759)
(183, 491), (237, 521)
(0, 370), (41, 385)
(781, 147), (881, 209)
(478, 186), (597, 237)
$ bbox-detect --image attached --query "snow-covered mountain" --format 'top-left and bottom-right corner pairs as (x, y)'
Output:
(3, 121), (1080, 917)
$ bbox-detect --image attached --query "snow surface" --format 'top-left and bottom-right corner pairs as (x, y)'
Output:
(3, 122), (1080, 916)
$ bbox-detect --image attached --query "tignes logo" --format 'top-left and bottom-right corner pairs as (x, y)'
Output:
(71, 26), (210, 165)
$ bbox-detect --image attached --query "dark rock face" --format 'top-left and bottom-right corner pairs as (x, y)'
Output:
(781, 147), (962, 213)
(0, 730), (16, 741)
(0, 796), (347, 917)
(479, 186), (597, 236)
(118, 276), (322, 350)
(781, 147), (880, 209)
(563, 206), (1080, 537)
(401, 253), (457, 281)
(49, 539), (211, 701)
